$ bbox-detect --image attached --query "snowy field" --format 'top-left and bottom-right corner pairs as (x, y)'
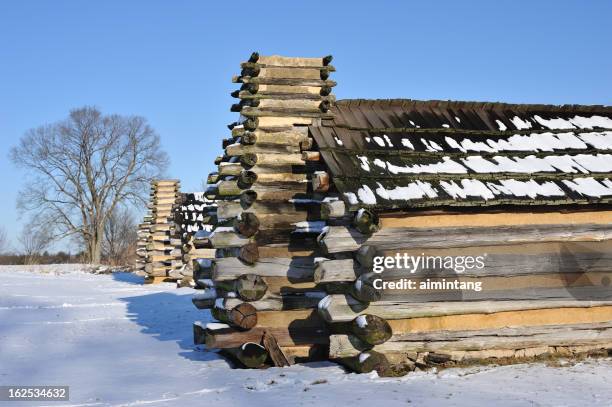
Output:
(1, 266), (612, 406)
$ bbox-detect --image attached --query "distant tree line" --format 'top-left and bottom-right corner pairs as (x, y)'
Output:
(0, 212), (138, 266)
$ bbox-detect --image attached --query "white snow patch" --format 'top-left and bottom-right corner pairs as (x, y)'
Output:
(498, 179), (565, 198)
(441, 179), (495, 200)
(562, 177), (612, 197)
(357, 185), (377, 205)
(510, 116), (533, 129)
(401, 138), (415, 149)
(383, 134), (394, 147)
(3, 266), (612, 406)
(318, 295), (332, 310)
(579, 131), (612, 149)
(372, 136), (386, 147)
(421, 139), (444, 152)
(334, 136), (344, 146)
(496, 120), (507, 131)
(355, 315), (368, 328)
(357, 155), (371, 172)
(569, 115), (612, 129)
(344, 192), (359, 205)
(379, 157), (467, 175)
(533, 115), (576, 130)
(375, 181), (438, 201)
(206, 322), (230, 330)
(359, 353), (371, 363)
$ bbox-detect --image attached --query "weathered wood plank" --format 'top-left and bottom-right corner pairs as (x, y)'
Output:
(385, 305), (612, 335)
(204, 325), (329, 348)
(318, 294), (612, 322)
(319, 224), (612, 253)
(379, 210), (612, 229)
(212, 257), (315, 281)
(330, 322), (612, 357)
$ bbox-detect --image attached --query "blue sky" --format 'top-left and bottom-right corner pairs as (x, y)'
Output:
(1, 0), (611, 251)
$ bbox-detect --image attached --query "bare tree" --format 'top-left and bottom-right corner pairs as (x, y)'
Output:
(11, 107), (168, 264)
(19, 223), (52, 265)
(0, 226), (8, 254)
(103, 207), (138, 266)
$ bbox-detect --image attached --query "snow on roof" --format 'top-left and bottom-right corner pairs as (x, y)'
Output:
(311, 99), (612, 210)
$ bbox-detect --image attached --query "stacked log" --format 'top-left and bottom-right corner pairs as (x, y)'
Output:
(192, 53), (337, 367)
(143, 179), (183, 284)
(175, 192), (216, 236)
(134, 216), (151, 273)
(316, 211), (612, 376)
(174, 192), (217, 287)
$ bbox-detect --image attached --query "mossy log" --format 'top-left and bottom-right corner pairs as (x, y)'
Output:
(215, 274), (269, 302)
(223, 342), (269, 368)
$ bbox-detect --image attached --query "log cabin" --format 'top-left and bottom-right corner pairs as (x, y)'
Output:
(189, 52), (612, 375)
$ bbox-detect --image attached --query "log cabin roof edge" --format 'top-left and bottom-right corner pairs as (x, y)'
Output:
(310, 98), (612, 211)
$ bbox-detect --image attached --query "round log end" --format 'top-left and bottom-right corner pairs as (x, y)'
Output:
(351, 314), (392, 345)
(244, 117), (259, 131)
(238, 243), (259, 265)
(320, 86), (332, 96)
(236, 274), (268, 301)
(235, 212), (260, 237)
(240, 153), (258, 168)
(322, 55), (333, 66)
(230, 302), (258, 330)
(236, 342), (268, 368)
(319, 100), (331, 113)
(348, 351), (389, 374)
(353, 208), (380, 235)
(238, 170), (258, 188)
(351, 274), (383, 302)
(241, 132), (257, 145)
(240, 190), (257, 208)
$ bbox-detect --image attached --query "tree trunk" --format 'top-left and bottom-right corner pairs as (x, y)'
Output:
(89, 226), (103, 264)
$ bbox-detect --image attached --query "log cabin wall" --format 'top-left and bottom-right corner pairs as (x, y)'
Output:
(310, 99), (612, 374)
(192, 53), (338, 367)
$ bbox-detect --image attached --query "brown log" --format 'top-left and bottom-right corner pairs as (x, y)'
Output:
(301, 151), (320, 161)
(235, 212), (260, 237)
(262, 331), (291, 367)
(238, 242), (260, 264)
(312, 171), (330, 192)
(211, 302), (258, 330)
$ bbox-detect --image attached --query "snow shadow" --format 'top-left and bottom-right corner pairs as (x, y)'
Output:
(112, 271), (146, 285)
(119, 291), (221, 363)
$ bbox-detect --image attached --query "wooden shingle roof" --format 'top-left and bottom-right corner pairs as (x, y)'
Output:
(310, 99), (612, 211)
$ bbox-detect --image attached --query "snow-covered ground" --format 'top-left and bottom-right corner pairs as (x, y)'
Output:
(1, 265), (612, 407)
